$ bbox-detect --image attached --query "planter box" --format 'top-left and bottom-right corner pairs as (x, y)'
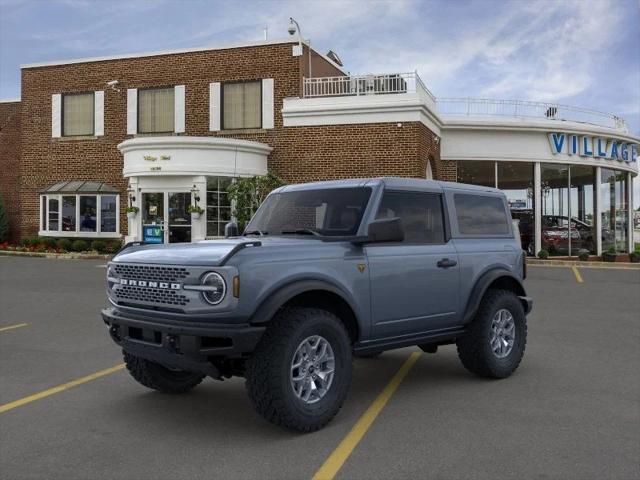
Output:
(191, 212), (202, 220)
(126, 212), (137, 221)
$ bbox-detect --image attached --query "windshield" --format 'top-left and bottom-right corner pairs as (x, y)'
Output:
(245, 187), (372, 236)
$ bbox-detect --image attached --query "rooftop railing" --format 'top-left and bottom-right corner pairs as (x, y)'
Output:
(436, 98), (628, 132)
(303, 72), (436, 102)
(301, 73), (628, 132)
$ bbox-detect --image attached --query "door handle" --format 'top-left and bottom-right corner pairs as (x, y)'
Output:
(437, 258), (457, 269)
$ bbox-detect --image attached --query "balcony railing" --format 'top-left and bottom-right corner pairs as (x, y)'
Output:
(436, 98), (628, 132)
(303, 72), (435, 101)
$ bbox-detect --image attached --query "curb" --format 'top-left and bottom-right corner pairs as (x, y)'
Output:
(528, 259), (640, 269)
(0, 250), (112, 260)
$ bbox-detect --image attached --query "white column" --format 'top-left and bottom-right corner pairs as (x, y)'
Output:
(534, 162), (541, 256)
(191, 175), (207, 242)
(595, 167), (602, 256)
(627, 172), (634, 253)
(125, 177), (140, 243)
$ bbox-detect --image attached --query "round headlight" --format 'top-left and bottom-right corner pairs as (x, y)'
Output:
(201, 272), (226, 305)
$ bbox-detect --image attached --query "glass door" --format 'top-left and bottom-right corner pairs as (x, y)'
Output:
(168, 192), (191, 243)
(142, 192), (165, 244)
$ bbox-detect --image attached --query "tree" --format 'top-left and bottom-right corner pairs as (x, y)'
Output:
(227, 173), (285, 230)
(0, 195), (9, 243)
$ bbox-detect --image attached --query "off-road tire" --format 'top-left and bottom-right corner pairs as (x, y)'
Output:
(456, 289), (527, 378)
(245, 307), (352, 432)
(123, 351), (205, 393)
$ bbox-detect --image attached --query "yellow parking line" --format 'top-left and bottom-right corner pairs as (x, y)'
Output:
(0, 364), (125, 414)
(571, 266), (584, 283)
(0, 323), (28, 333)
(312, 351), (422, 480)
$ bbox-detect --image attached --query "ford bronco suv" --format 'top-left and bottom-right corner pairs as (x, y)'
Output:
(102, 178), (532, 432)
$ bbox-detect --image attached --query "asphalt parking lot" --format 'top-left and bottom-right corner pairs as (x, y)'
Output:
(1, 256), (639, 480)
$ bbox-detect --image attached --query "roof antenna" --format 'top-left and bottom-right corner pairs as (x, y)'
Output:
(263, 25), (268, 41)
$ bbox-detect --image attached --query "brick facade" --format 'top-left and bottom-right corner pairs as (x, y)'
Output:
(8, 41), (441, 240)
(0, 101), (21, 241)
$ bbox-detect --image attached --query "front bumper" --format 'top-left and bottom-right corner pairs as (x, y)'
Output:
(102, 307), (265, 377)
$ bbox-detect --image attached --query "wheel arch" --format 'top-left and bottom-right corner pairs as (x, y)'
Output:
(248, 280), (360, 343)
(463, 269), (528, 324)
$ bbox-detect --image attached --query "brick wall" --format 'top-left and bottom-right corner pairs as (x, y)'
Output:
(0, 101), (21, 241)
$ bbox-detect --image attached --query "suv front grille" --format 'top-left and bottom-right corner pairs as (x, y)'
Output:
(114, 285), (190, 307)
(113, 264), (190, 282)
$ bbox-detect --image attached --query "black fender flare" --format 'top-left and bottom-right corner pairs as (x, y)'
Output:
(463, 268), (528, 323)
(248, 279), (360, 327)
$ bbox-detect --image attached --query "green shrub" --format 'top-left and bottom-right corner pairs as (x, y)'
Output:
(577, 249), (589, 261)
(39, 237), (58, 249)
(21, 237), (38, 247)
(629, 251), (640, 263)
(537, 249), (549, 259)
(105, 240), (122, 253)
(91, 240), (107, 253)
(57, 238), (73, 251)
(71, 239), (89, 252)
(0, 195), (9, 243)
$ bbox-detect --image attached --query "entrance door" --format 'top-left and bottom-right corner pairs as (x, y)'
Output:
(141, 192), (191, 243)
(168, 192), (191, 243)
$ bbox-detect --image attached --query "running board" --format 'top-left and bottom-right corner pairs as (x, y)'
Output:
(353, 328), (466, 355)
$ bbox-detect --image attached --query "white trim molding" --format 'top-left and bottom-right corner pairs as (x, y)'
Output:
(174, 85), (186, 133)
(94, 90), (104, 136)
(209, 82), (221, 131)
(127, 88), (137, 135)
(262, 78), (275, 129)
(51, 94), (62, 138)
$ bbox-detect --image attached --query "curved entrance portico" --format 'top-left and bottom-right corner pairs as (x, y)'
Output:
(118, 136), (272, 243)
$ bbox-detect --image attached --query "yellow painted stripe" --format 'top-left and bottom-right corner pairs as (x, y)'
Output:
(312, 351), (422, 480)
(0, 323), (28, 333)
(0, 364), (125, 414)
(571, 266), (584, 283)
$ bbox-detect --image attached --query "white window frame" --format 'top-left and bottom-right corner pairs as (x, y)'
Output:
(39, 193), (121, 238)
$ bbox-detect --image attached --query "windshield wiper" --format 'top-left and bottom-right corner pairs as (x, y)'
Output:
(281, 228), (321, 236)
(244, 230), (267, 236)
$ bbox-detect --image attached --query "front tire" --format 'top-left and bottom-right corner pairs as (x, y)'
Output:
(123, 351), (205, 393)
(456, 289), (527, 379)
(245, 307), (352, 432)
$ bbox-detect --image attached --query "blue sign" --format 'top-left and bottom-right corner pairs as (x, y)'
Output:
(143, 225), (164, 244)
(548, 132), (638, 163)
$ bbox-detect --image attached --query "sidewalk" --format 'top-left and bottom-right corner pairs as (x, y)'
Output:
(528, 258), (640, 269)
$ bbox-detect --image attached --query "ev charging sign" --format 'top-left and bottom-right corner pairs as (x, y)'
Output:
(548, 132), (638, 163)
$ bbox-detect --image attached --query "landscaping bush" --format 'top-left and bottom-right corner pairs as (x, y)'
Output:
(105, 240), (122, 253)
(602, 245), (617, 262)
(0, 195), (9, 243)
(577, 249), (589, 261)
(57, 238), (73, 251)
(537, 249), (549, 259)
(629, 250), (640, 263)
(40, 237), (58, 249)
(71, 239), (89, 252)
(91, 240), (107, 253)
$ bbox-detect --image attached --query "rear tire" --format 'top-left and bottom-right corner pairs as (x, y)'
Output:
(123, 351), (205, 393)
(456, 289), (527, 379)
(245, 307), (352, 432)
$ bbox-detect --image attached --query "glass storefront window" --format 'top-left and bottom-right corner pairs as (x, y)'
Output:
(48, 197), (59, 231)
(541, 164), (569, 256)
(498, 162), (534, 255)
(62, 196), (76, 232)
(206, 177), (233, 237)
(569, 165), (596, 254)
(79, 196), (97, 232)
(601, 169), (628, 253)
(101, 195), (117, 233)
(457, 160), (496, 187)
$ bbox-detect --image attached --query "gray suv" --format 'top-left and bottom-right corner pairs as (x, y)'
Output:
(102, 178), (532, 431)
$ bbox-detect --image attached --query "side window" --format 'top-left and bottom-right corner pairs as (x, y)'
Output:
(454, 194), (510, 235)
(375, 191), (445, 243)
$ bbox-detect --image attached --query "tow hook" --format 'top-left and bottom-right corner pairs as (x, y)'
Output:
(166, 334), (178, 352)
(108, 325), (121, 342)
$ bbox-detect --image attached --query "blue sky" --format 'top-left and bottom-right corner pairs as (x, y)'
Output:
(1, 0), (638, 201)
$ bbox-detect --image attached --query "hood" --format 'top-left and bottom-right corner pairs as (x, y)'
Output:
(112, 236), (330, 266)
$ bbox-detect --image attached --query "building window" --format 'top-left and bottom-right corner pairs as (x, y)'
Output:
(454, 194), (510, 235)
(40, 194), (119, 237)
(222, 81), (261, 129)
(569, 165), (596, 255)
(376, 191), (445, 243)
(497, 162), (535, 255)
(138, 87), (174, 133)
(457, 160), (496, 187)
(206, 177), (233, 237)
(601, 169), (628, 253)
(62, 92), (94, 136)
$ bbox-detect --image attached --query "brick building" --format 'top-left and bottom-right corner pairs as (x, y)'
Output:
(0, 38), (637, 255)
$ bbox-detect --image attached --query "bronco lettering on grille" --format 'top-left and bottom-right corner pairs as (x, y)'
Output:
(119, 279), (181, 290)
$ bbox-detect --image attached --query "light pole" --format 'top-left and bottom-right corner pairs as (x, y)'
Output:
(288, 17), (312, 79)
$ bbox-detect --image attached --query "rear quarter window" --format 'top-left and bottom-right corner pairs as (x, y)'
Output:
(454, 193), (510, 235)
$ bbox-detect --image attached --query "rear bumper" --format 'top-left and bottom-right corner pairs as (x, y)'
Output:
(518, 296), (533, 315)
(101, 307), (265, 376)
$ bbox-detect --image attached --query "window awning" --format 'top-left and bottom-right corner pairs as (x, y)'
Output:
(41, 181), (120, 194)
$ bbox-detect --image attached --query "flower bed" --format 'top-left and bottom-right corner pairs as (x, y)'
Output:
(0, 237), (123, 255)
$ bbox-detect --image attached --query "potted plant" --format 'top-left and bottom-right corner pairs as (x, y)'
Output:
(125, 206), (139, 221)
(187, 204), (204, 220)
(602, 245), (617, 262)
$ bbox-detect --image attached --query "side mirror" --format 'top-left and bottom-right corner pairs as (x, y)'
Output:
(224, 221), (239, 238)
(363, 217), (404, 243)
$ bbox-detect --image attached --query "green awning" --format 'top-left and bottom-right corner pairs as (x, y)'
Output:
(41, 181), (120, 194)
